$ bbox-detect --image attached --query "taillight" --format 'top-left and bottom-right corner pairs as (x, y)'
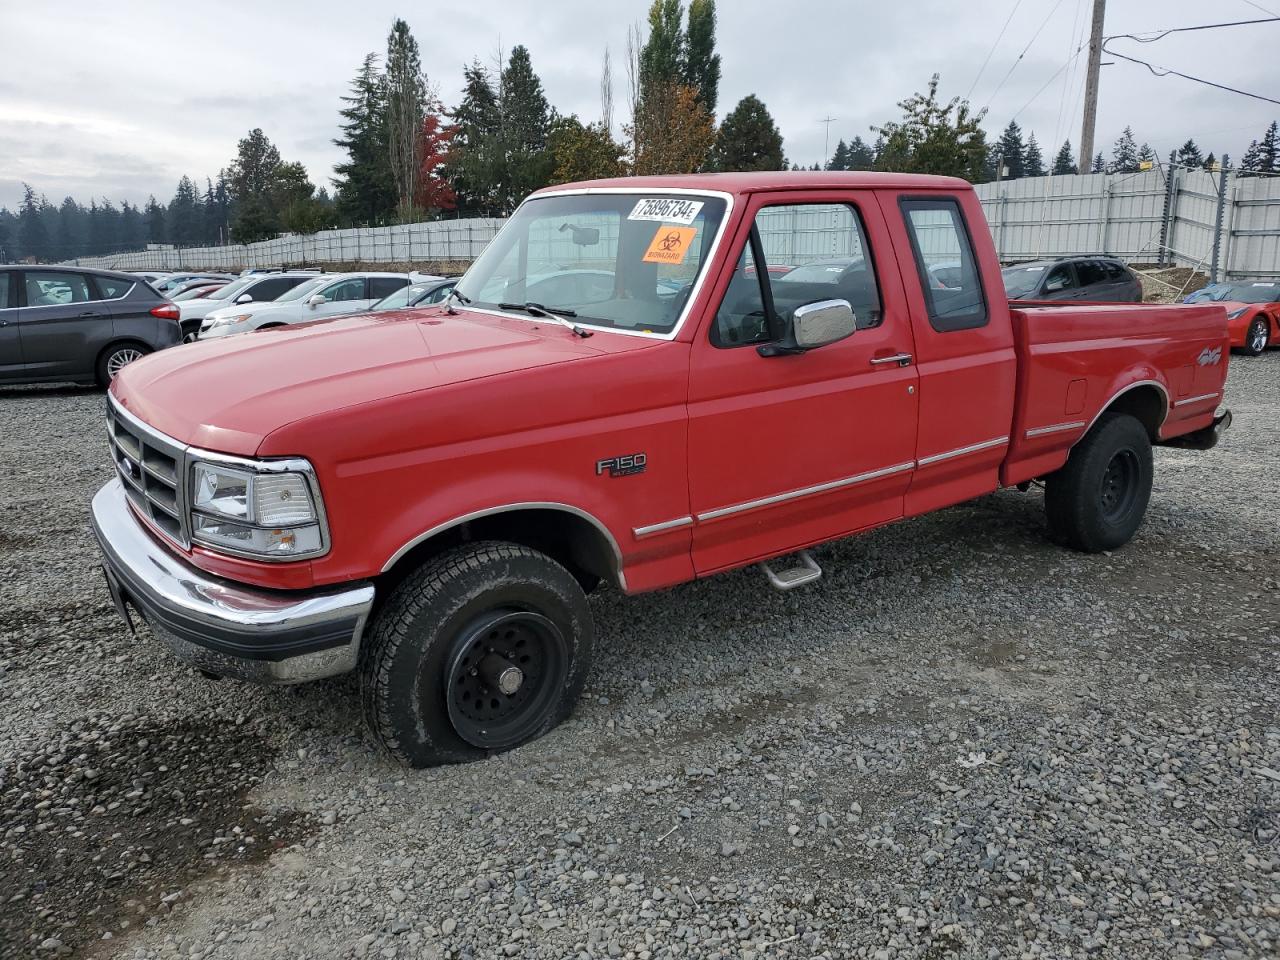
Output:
(150, 302), (180, 322)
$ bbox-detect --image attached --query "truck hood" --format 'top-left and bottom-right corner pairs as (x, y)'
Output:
(111, 308), (646, 455)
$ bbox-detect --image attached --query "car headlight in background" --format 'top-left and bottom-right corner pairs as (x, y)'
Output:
(1226, 308), (1246, 320)
(205, 313), (252, 329)
(190, 458), (327, 559)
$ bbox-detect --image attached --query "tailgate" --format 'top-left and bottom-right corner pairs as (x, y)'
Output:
(1002, 302), (1228, 487)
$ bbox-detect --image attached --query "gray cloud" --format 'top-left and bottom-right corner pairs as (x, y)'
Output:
(0, 0), (1275, 210)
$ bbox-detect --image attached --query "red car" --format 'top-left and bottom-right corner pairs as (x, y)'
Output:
(93, 172), (1232, 767)
(1186, 281), (1280, 356)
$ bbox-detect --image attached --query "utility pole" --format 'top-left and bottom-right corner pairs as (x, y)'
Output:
(818, 116), (836, 169)
(1078, 0), (1106, 172)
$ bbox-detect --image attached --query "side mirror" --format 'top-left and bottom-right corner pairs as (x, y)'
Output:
(308, 294), (327, 306)
(759, 299), (856, 357)
(236, 293), (253, 304)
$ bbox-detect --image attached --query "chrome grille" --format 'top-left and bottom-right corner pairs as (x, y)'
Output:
(106, 400), (190, 547)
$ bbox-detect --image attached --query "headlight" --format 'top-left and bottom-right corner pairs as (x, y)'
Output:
(1226, 308), (1246, 320)
(189, 459), (327, 559)
(207, 313), (251, 328)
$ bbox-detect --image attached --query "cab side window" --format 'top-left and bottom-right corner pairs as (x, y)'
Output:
(25, 271), (93, 306)
(713, 203), (882, 348)
(900, 198), (987, 331)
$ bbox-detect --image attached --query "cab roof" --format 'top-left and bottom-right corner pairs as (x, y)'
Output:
(531, 171), (974, 197)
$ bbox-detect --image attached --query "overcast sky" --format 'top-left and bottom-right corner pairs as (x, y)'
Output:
(1, 0), (1277, 210)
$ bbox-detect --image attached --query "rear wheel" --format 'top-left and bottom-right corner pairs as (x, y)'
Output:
(1242, 317), (1269, 356)
(96, 342), (150, 387)
(1045, 413), (1153, 553)
(359, 541), (594, 767)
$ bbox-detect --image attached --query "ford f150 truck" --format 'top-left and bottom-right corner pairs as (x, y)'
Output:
(92, 172), (1232, 767)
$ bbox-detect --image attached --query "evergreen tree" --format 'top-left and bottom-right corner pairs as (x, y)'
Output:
(639, 0), (686, 105)
(497, 44), (554, 213)
(1259, 120), (1279, 174)
(548, 116), (626, 184)
(144, 196), (166, 245)
(710, 95), (784, 171)
(120, 201), (146, 250)
(223, 128), (316, 241)
(1240, 139), (1263, 176)
(995, 121), (1025, 179)
(448, 61), (503, 216)
(88, 200), (122, 255)
(1203, 151), (1217, 172)
(827, 139), (850, 171)
(847, 136), (875, 170)
(1111, 126), (1139, 173)
(1022, 132), (1045, 178)
(872, 75), (988, 181)
(1091, 152), (1105, 173)
(0, 209), (14, 262)
(1051, 140), (1078, 175)
(1137, 142), (1155, 167)
(684, 0), (720, 114)
(18, 184), (49, 261)
(55, 197), (85, 260)
(333, 53), (396, 225)
(1175, 139), (1204, 168)
(385, 18), (428, 221)
(168, 176), (202, 247)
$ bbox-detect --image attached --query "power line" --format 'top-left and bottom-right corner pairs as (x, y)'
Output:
(1108, 16), (1279, 42)
(966, 0), (1025, 101)
(982, 0), (1069, 112)
(1240, 0), (1279, 18)
(1103, 45), (1280, 106)
(1011, 44), (1086, 124)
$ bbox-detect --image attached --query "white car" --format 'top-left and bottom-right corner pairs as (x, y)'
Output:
(178, 272), (319, 341)
(198, 272), (412, 339)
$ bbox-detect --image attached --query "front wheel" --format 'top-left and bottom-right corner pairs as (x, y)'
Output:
(359, 542), (594, 767)
(96, 342), (151, 387)
(1044, 412), (1153, 553)
(1242, 317), (1269, 357)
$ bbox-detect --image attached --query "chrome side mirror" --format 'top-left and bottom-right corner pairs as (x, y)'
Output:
(760, 299), (856, 356)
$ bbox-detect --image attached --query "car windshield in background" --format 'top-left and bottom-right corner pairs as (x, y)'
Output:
(775, 260), (859, 284)
(1211, 282), (1280, 304)
(374, 284), (421, 310)
(206, 276), (255, 300)
(453, 192), (728, 335)
(274, 277), (330, 302)
(172, 286), (219, 301)
(1002, 264), (1047, 298)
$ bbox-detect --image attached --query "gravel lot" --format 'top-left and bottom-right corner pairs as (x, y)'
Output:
(2, 356), (1278, 960)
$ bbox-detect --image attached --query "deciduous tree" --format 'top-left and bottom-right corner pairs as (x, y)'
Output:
(628, 82), (715, 175)
(415, 110), (457, 214)
(684, 0), (720, 114)
(549, 117), (626, 184)
(385, 19), (428, 222)
(871, 75), (988, 181)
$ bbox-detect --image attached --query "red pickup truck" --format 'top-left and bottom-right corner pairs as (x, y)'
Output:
(93, 172), (1231, 767)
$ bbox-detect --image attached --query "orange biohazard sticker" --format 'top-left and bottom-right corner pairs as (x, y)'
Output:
(642, 225), (696, 264)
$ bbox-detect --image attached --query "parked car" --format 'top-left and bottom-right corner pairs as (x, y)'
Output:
(152, 273), (233, 295)
(93, 172), (1231, 768)
(128, 271), (174, 286)
(370, 276), (455, 311)
(1002, 256), (1143, 302)
(197, 272), (411, 338)
(168, 277), (230, 299)
(177, 272), (319, 341)
(0, 265), (181, 386)
(171, 281), (229, 302)
(1182, 280), (1280, 355)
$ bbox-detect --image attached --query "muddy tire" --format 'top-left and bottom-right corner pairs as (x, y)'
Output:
(359, 541), (594, 768)
(1045, 412), (1153, 553)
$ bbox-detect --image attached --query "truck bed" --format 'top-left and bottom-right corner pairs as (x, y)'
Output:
(1001, 302), (1229, 488)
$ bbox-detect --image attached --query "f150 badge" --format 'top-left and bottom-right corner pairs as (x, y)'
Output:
(596, 453), (647, 478)
(1197, 346), (1222, 366)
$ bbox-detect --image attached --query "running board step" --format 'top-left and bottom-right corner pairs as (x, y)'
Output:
(759, 550), (822, 591)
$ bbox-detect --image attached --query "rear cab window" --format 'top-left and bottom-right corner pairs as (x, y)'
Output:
(900, 198), (987, 331)
(713, 202), (882, 348)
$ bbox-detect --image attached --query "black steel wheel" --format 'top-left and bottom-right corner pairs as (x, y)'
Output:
(360, 541), (594, 767)
(1045, 412), (1153, 553)
(444, 609), (568, 750)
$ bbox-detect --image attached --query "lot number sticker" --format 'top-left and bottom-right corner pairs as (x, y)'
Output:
(642, 226), (697, 265)
(629, 198), (704, 225)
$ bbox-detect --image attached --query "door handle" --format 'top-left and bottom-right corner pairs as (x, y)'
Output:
(870, 353), (913, 368)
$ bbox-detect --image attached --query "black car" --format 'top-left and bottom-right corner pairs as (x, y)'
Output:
(1002, 256), (1143, 303)
(0, 265), (182, 387)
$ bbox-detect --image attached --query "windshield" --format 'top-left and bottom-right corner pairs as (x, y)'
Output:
(172, 284), (221, 301)
(1211, 282), (1280, 304)
(273, 277), (330, 302)
(1002, 264), (1048, 298)
(777, 260), (858, 284)
(453, 192), (728, 335)
(374, 283), (427, 310)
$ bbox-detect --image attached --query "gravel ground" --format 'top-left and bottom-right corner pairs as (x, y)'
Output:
(1, 357), (1278, 960)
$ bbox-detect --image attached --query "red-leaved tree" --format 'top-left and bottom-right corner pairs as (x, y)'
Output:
(415, 110), (457, 214)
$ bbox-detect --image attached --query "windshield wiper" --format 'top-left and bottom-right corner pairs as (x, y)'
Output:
(498, 301), (592, 338)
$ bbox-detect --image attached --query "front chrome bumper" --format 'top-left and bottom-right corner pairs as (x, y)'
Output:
(91, 478), (374, 684)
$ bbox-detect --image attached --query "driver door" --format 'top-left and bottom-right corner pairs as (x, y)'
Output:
(686, 193), (920, 575)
